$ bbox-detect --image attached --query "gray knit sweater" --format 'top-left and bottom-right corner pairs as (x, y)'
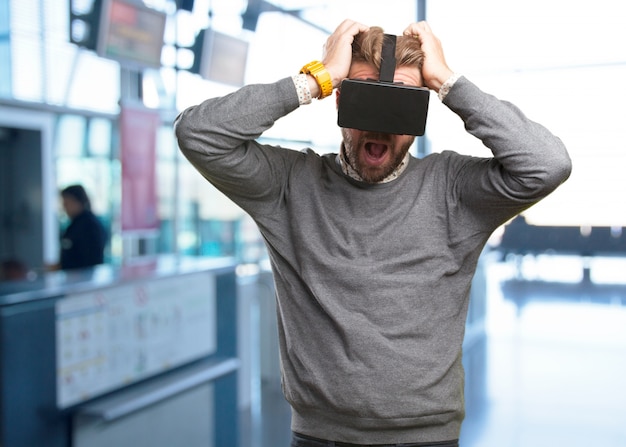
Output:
(175, 76), (571, 444)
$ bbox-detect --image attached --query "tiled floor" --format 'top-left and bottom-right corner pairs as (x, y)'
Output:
(240, 254), (626, 447)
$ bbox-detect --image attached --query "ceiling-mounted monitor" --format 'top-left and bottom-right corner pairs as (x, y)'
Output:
(191, 29), (249, 87)
(97, 0), (166, 68)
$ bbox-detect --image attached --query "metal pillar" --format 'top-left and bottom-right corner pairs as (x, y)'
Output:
(416, 0), (429, 158)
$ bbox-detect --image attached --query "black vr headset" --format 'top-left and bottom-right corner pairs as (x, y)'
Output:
(337, 34), (430, 136)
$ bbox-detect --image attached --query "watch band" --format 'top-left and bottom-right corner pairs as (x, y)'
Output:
(300, 60), (333, 99)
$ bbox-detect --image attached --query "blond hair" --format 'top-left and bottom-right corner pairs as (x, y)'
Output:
(351, 26), (424, 72)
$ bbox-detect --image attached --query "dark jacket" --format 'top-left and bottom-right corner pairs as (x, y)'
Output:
(60, 210), (106, 270)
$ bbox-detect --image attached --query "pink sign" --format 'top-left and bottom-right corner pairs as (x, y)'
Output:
(120, 105), (159, 232)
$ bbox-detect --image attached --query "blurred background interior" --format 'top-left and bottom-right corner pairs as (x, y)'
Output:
(0, 0), (625, 446)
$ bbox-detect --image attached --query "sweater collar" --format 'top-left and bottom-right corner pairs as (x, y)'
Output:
(337, 145), (410, 184)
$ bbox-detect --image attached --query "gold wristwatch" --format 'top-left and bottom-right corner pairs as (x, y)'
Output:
(300, 61), (333, 99)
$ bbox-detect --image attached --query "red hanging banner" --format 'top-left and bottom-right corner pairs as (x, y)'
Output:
(120, 105), (159, 233)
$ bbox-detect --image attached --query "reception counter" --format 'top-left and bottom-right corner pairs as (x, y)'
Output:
(0, 256), (240, 447)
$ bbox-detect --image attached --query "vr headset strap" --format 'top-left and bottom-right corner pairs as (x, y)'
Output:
(379, 34), (397, 83)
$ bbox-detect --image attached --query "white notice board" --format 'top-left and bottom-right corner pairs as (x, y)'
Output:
(55, 272), (216, 408)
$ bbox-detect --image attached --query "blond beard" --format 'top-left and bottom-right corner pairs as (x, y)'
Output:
(341, 129), (414, 183)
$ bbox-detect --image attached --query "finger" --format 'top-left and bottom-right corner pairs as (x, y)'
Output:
(323, 19), (369, 59)
(403, 21), (431, 37)
(344, 20), (370, 40)
(335, 18), (369, 36)
(322, 19), (369, 86)
(325, 19), (368, 52)
(334, 18), (356, 34)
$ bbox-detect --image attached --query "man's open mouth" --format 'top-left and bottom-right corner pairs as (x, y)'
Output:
(364, 142), (389, 163)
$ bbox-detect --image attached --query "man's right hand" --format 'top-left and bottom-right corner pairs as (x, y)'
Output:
(322, 19), (370, 89)
(303, 19), (370, 99)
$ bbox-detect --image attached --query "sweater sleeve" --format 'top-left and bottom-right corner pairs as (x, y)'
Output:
(173, 77), (302, 206)
(442, 76), (572, 218)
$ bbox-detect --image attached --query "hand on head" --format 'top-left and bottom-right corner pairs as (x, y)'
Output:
(403, 21), (454, 92)
(322, 19), (454, 93)
(321, 19), (370, 89)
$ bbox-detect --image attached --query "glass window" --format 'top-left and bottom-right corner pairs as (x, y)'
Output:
(55, 113), (117, 263)
(64, 51), (121, 113)
(9, 0), (45, 102)
(11, 34), (44, 102)
(44, 43), (79, 105)
(427, 0), (626, 228)
(55, 115), (86, 157)
(0, 0), (10, 98)
(88, 118), (112, 157)
(0, 43), (9, 98)
(156, 125), (177, 254)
